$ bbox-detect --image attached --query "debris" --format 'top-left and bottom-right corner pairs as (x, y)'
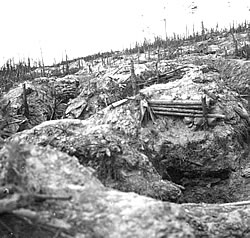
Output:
(109, 98), (129, 109)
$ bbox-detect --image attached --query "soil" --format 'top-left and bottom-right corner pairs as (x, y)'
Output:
(1, 30), (250, 237)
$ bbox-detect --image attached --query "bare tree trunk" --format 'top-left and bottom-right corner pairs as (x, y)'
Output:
(50, 83), (56, 120)
(40, 48), (45, 77)
(230, 31), (238, 56)
(66, 53), (69, 75)
(130, 60), (137, 96)
(201, 95), (208, 129)
(148, 46), (151, 60)
(156, 48), (160, 83)
(22, 83), (29, 119)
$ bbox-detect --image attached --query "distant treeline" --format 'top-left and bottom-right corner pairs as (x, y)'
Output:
(121, 20), (250, 56)
(0, 20), (249, 93)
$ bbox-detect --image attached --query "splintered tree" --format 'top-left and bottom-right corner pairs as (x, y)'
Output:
(130, 59), (137, 96)
(241, 43), (250, 60)
(230, 30), (239, 56)
(163, 18), (167, 58)
(156, 47), (160, 83)
(201, 21), (205, 41)
(65, 52), (69, 75)
(22, 83), (29, 119)
(40, 48), (45, 77)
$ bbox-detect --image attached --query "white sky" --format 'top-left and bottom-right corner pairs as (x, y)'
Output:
(0, 0), (249, 66)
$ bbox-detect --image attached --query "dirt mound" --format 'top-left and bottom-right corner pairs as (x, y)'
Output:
(11, 118), (182, 201)
(2, 29), (250, 237)
(0, 75), (79, 139)
(137, 62), (250, 203)
(1, 141), (250, 237)
(181, 55), (250, 93)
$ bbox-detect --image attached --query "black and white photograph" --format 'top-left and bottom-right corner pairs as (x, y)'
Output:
(0, 0), (250, 237)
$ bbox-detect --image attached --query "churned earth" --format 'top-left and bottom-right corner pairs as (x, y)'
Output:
(1, 31), (250, 237)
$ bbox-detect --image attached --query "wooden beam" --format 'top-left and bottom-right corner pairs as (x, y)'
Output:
(151, 107), (203, 114)
(150, 104), (203, 109)
(153, 111), (225, 119)
(201, 95), (208, 129)
(149, 100), (202, 106)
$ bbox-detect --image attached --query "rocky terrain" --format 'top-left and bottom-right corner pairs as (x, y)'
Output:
(1, 29), (250, 237)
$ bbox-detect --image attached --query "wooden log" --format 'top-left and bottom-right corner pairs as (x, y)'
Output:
(110, 98), (128, 109)
(248, 86), (250, 113)
(149, 104), (203, 109)
(156, 48), (160, 83)
(22, 83), (29, 119)
(147, 105), (156, 123)
(201, 95), (208, 129)
(159, 75), (183, 81)
(219, 200), (250, 207)
(151, 107), (203, 114)
(153, 110), (225, 119)
(149, 100), (202, 106)
(157, 66), (189, 78)
(13, 208), (39, 220)
(0, 194), (21, 213)
(1, 100), (10, 115)
(138, 66), (188, 85)
(130, 60), (137, 96)
(0, 192), (72, 215)
(234, 106), (250, 125)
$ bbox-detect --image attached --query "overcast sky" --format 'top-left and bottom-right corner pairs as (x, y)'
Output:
(0, 0), (249, 66)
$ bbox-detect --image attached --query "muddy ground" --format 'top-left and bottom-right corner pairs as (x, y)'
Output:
(1, 31), (250, 237)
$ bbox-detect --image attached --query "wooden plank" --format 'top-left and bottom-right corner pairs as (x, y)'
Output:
(201, 95), (208, 129)
(110, 98), (128, 108)
(219, 200), (250, 207)
(149, 104), (203, 109)
(151, 107), (203, 114)
(149, 99), (202, 106)
(153, 110), (225, 119)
